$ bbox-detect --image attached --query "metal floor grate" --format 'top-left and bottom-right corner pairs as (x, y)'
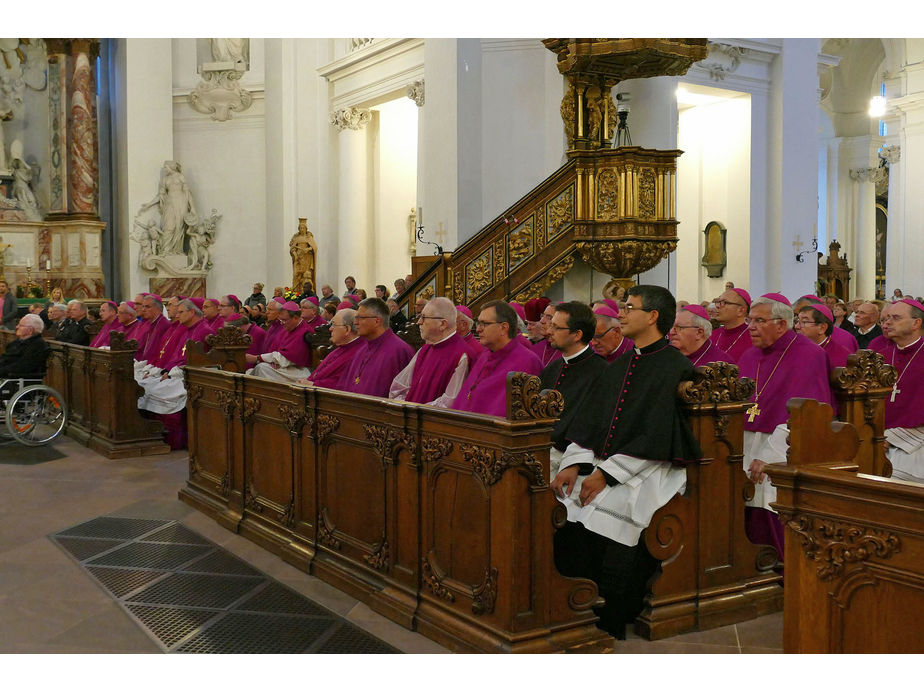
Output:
(51, 516), (400, 654)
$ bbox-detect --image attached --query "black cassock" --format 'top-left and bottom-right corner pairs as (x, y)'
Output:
(553, 337), (702, 639)
(539, 345), (608, 452)
(0, 334), (50, 378)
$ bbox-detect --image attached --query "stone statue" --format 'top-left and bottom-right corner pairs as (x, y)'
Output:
(0, 236), (12, 280)
(0, 105), (11, 173)
(139, 161), (198, 256)
(209, 39), (248, 66)
(10, 156), (41, 221)
(289, 218), (317, 290)
(187, 209), (220, 270)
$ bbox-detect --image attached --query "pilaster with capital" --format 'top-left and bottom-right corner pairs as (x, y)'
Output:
(407, 80), (425, 107)
(330, 107), (372, 131)
(849, 166), (884, 299)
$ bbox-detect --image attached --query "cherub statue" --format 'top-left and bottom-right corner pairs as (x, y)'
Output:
(187, 209), (220, 270)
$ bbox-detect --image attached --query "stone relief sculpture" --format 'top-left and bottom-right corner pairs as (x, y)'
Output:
(132, 161), (221, 276)
(189, 39), (253, 122)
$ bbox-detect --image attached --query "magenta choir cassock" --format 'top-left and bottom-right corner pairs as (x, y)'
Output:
(451, 339), (542, 417)
(339, 330), (414, 398)
(401, 332), (469, 404)
(713, 322), (751, 364)
(306, 337), (364, 390)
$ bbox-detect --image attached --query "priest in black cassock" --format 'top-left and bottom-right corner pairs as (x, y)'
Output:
(539, 301), (607, 479)
(550, 285), (702, 639)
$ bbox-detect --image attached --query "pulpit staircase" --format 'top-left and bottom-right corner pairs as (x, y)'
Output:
(396, 146), (683, 314)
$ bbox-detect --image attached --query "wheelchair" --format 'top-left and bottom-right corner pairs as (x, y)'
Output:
(0, 378), (68, 446)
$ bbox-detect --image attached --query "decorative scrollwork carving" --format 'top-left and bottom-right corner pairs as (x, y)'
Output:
(216, 390), (239, 419)
(188, 455), (201, 477)
(461, 443), (505, 486)
(832, 350), (897, 392)
(575, 239), (677, 279)
(513, 252), (576, 304)
(219, 473), (230, 498)
(471, 566), (499, 615)
(493, 239), (505, 285)
(714, 413), (731, 440)
(506, 372), (565, 420)
(453, 270), (464, 304)
(315, 414), (340, 443)
(787, 515), (901, 581)
(465, 249), (493, 303)
(546, 185), (574, 243)
(362, 424), (416, 462)
(508, 218), (534, 270)
(188, 384), (205, 403)
(422, 556), (455, 603)
(638, 167), (657, 218)
(645, 510), (684, 561)
(364, 535), (389, 571)
(596, 168), (619, 221)
(678, 362), (755, 404)
(108, 332), (138, 352)
(421, 437), (453, 462)
(241, 397), (261, 423)
(244, 479), (263, 512)
(279, 404), (309, 436)
(206, 325), (252, 348)
(318, 512), (342, 550)
(499, 451), (545, 487)
(278, 500), (296, 528)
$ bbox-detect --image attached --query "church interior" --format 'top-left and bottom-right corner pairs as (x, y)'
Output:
(0, 25), (921, 679)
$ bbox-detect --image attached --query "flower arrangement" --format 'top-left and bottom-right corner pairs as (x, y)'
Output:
(283, 286), (300, 301)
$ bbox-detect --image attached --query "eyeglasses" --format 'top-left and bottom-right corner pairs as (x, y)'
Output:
(417, 315), (444, 322)
(622, 304), (650, 313)
(591, 327), (614, 341)
(795, 319), (819, 326)
(745, 317), (784, 326)
(548, 324), (574, 332)
(714, 299), (745, 308)
(670, 325), (700, 331)
(474, 320), (502, 328)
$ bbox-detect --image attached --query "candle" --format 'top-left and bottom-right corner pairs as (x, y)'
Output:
(46, 260), (51, 270)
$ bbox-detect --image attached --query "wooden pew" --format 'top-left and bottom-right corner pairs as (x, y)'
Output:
(831, 349), (897, 477)
(185, 324), (251, 373)
(768, 398), (924, 653)
(636, 362), (783, 639)
(44, 332), (170, 458)
(179, 369), (614, 654)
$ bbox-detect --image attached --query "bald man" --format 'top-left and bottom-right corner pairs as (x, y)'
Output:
(390, 297), (470, 407)
(852, 302), (883, 349)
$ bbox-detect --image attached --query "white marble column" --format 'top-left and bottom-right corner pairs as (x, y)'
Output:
(849, 166), (885, 299)
(889, 96), (924, 297)
(332, 107), (373, 290)
(111, 39), (174, 298)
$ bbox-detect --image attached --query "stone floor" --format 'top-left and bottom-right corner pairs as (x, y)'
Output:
(0, 435), (783, 654)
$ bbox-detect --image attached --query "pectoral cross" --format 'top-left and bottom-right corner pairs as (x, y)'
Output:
(354, 376), (361, 384)
(181, 344), (187, 356)
(891, 384), (901, 403)
(746, 403), (761, 422)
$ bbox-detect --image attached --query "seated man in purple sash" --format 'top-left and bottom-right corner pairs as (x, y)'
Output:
(880, 298), (924, 483)
(390, 297), (470, 407)
(451, 300), (542, 417)
(300, 297), (327, 333)
(89, 301), (121, 348)
(531, 300), (562, 368)
(226, 315), (266, 358)
(248, 301), (311, 383)
(301, 308), (364, 390)
(218, 294), (243, 323)
(117, 301), (144, 343)
(202, 298), (225, 331)
(738, 293), (834, 565)
(591, 300), (633, 363)
(668, 304), (732, 367)
(455, 305), (485, 365)
(340, 298), (414, 398)
(794, 303), (851, 371)
(793, 294), (858, 353)
(712, 287), (753, 363)
(135, 294), (172, 364)
(137, 298), (216, 414)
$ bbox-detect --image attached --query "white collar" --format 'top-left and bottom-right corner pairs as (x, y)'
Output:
(563, 343), (591, 363)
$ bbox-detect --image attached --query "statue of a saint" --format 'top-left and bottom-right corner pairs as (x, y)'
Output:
(10, 156), (42, 221)
(0, 106), (12, 173)
(140, 161), (198, 256)
(209, 39), (249, 66)
(289, 219), (317, 290)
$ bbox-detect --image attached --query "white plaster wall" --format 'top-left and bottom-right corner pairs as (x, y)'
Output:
(676, 94), (752, 304)
(373, 97), (418, 288)
(112, 38), (174, 298)
(480, 39), (564, 227)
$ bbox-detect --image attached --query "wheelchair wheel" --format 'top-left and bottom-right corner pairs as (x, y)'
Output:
(5, 385), (68, 446)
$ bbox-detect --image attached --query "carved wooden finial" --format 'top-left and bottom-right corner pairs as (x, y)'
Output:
(506, 372), (564, 420)
(108, 331), (138, 352)
(677, 361), (755, 405)
(206, 325), (252, 347)
(831, 349), (896, 393)
(786, 398), (860, 466)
